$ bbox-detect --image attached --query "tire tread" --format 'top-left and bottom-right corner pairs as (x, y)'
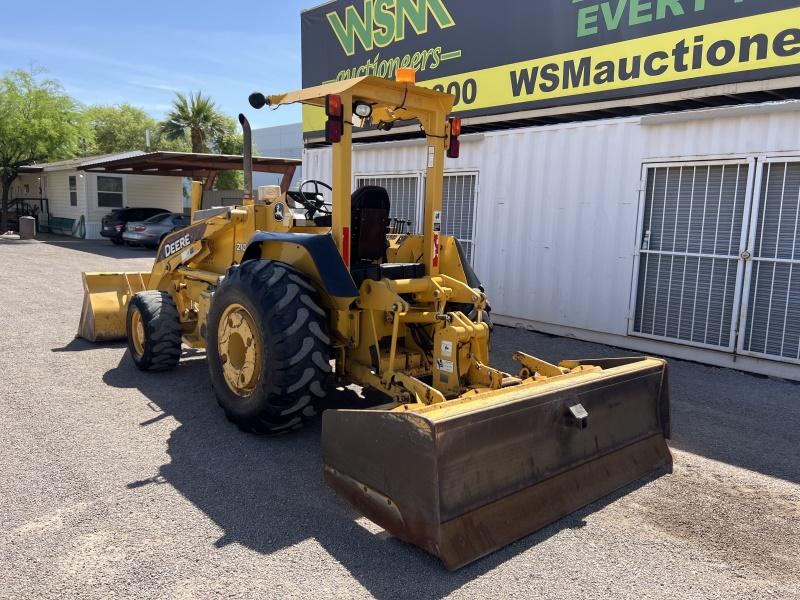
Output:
(207, 261), (330, 434)
(127, 291), (182, 371)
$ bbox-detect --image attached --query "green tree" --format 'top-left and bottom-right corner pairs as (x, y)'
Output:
(0, 69), (86, 232)
(160, 91), (226, 153)
(160, 93), (249, 190)
(86, 103), (190, 154)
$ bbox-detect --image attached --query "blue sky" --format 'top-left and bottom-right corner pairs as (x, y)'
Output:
(0, 0), (317, 128)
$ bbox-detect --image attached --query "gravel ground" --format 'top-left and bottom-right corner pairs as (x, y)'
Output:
(1, 236), (798, 600)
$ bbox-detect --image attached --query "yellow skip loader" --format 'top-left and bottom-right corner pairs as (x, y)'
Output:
(78, 71), (672, 569)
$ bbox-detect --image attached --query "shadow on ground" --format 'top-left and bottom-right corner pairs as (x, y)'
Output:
(39, 234), (156, 260)
(102, 350), (660, 599)
(52, 338), (126, 353)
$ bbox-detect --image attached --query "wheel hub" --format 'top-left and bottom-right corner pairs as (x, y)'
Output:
(131, 309), (146, 358)
(218, 304), (262, 397)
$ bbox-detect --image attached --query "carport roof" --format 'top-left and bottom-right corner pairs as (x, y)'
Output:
(77, 151), (300, 178)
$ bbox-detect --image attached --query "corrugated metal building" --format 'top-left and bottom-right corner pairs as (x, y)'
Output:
(298, 1), (800, 379)
(304, 101), (800, 380)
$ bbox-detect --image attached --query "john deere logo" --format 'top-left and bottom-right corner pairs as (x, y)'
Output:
(327, 0), (455, 57)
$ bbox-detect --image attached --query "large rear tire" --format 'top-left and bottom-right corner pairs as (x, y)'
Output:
(207, 260), (331, 434)
(127, 291), (182, 371)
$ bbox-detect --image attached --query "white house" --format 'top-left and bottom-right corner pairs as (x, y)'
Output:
(16, 152), (183, 239)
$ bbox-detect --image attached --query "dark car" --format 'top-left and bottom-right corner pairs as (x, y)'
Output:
(100, 207), (170, 244)
(122, 213), (190, 249)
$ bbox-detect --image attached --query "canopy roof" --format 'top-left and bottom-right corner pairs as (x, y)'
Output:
(78, 151), (299, 179)
(265, 76), (454, 117)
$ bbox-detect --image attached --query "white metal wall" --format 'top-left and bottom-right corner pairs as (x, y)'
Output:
(304, 103), (800, 377)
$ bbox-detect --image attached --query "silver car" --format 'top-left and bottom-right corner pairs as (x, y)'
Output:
(122, 213), (190, 249)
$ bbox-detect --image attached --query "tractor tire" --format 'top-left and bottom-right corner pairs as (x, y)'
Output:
(207, 260), (331, 434)
(126, 291), (183, 371)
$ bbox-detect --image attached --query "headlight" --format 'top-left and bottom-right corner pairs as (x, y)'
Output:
(353, 101), (372, 119)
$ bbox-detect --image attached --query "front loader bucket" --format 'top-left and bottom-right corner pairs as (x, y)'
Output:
(323, 357), (671, 570)
(77, 272), (149, 342)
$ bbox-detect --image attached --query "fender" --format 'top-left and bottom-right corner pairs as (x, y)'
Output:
(242, 232), (358, 309)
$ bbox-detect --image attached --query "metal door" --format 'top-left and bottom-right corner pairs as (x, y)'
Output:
(630, 160), (755, 351)
(738, 158), (800, 364)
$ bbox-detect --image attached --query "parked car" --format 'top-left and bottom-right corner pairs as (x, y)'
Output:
(122, 213), (190, 249)
(101, 207), (170, 244)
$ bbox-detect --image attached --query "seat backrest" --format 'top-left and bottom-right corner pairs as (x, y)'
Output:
(351, 186), (390, 263)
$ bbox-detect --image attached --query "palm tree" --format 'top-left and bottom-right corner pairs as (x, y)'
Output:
(160, 92), (225, 153)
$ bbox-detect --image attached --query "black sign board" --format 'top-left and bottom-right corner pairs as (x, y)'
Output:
(301, 0), (800, 133)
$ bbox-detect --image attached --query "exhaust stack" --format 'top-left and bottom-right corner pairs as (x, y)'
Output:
(239, 113), (253, 203)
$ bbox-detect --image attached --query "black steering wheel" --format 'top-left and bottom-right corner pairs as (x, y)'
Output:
(296, 180), (333, 218)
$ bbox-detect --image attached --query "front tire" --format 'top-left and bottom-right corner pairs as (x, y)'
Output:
(127, 291), (183, 371)
(207, 260), (331, 434)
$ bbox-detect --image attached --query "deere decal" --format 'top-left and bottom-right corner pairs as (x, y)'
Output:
(302, 0), (800, 136)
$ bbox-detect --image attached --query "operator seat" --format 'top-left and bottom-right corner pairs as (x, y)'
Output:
(350, 185), (390, 263)
(349, 185), (425, 286)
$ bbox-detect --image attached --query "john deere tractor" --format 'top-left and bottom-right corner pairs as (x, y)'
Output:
(78, 72), (671, 570)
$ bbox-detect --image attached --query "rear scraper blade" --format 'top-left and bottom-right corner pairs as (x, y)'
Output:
(322, 356), (672, 570)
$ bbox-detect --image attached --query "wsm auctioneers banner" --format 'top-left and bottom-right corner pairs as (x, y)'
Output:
(300, 0), (800, 135)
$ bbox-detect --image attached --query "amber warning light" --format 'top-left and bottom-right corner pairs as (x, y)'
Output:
(395, 68), (416, 84)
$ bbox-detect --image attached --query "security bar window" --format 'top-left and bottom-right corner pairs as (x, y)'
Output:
(442, 174), (478, 265)
(356, 175), (420, 231)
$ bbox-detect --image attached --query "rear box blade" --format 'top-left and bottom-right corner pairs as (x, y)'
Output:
(323, 357), (672, 570)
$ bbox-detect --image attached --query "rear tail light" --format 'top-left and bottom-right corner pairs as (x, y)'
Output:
(325, 94), (344, 144)
(447, 117), (461, 159)
(325, 120), (343, 144)
(326, 94), (342, 118)
(115, 224), (124, 231)
(133, 226), (146, 232)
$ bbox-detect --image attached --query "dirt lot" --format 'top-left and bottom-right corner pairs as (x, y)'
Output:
(1, 236), (799, 599)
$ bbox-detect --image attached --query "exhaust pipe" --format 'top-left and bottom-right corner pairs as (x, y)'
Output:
(239, 113), (253, 203)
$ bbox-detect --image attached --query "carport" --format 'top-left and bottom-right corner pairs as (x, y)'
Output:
(79, 151), (301, 193)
